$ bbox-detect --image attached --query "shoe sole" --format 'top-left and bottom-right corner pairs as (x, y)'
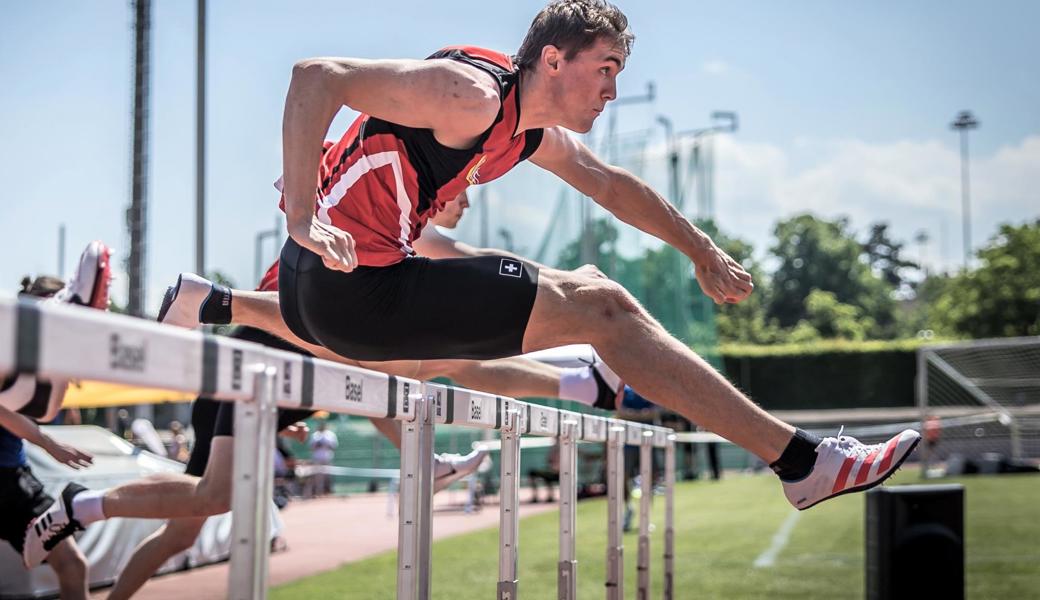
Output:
(797, 436), (921, 511)
(156, 276), (182, 323)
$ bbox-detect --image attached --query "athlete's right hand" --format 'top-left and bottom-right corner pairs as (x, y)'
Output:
(290, 217), (358, 273)
(43, 438), (93, 470)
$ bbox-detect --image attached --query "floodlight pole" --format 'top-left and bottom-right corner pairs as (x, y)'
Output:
(950, 111), (978, 269)
(195, 0), (206, 276)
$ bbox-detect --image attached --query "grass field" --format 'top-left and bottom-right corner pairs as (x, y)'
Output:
(271, 470), (1040, 599)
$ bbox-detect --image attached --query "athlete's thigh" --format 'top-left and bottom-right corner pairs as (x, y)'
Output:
(398, 255), (541, 360)
(521, 265), (644, 353)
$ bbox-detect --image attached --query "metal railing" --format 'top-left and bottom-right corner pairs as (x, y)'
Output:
(1, 295), (676, 599)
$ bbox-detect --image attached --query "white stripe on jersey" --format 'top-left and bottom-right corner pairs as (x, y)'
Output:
(316, 150), (414, 255)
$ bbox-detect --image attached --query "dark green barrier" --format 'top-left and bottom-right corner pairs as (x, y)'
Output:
(721, 342), (924, 410)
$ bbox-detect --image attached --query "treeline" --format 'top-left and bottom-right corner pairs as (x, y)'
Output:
(557, 215), (1040, 345)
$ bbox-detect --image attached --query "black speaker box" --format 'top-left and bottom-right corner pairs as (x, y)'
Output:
(866, 484), (964, 600)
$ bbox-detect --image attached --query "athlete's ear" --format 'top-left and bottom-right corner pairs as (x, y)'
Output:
(540, 45), (562, 74)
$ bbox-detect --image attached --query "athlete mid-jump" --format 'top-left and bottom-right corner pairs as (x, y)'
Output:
(276, 0), (919, 514)
(23, 0), (919, 567)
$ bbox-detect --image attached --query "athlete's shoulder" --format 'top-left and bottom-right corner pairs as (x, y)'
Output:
(427, 46), (516, 72)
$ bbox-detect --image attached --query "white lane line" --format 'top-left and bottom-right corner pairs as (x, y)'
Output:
(753, 510), (803, 568)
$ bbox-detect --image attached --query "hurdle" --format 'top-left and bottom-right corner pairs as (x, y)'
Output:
(0, 295), (677, 599)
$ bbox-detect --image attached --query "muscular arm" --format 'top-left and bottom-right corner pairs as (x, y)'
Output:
(281, 57), (501, 258)
(0, 406), (92, 469)
(530, 126), (753, 303)
(413, 226), (549, 269)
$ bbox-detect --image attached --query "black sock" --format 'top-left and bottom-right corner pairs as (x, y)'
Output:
(199, 283), (232, 325)
(770, 429), (823, 481)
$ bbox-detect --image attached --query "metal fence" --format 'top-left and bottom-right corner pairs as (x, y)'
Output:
(1, 295), (677, 599)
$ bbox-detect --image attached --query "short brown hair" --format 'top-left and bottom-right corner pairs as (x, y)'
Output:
(19, 275), (65, 298)
(515, 0), (634, 70)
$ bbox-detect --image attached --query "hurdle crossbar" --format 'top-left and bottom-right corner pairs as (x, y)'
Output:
(0, 296), (677, 599)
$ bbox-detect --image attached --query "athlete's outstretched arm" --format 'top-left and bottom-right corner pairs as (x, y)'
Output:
(530, 126), (753, 304)
(0, 405), (93, 469)
(281, 57), (500, 272)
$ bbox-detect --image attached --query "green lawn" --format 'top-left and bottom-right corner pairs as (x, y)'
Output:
(271, 471), (1040, 599)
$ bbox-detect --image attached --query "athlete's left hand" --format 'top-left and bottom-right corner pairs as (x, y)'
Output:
(43, 438), (94, 469)
(289, 216), (358, 273)
(692, 243), (754, 304)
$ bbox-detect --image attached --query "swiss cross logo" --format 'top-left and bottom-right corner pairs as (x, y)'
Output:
(499, 258), (522, 278)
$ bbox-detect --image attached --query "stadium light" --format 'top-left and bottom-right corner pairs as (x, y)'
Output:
(950, 110), (979, 269)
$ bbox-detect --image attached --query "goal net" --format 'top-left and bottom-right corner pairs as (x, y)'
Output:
(918, 337), (1040, 471)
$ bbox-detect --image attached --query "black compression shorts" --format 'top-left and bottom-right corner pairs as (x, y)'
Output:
(278, 237), (540, 362)
(184, 326), (315, 477)
(0, 466), (53, 554)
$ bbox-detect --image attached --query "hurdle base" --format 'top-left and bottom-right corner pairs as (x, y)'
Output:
(557, 560), (578, 600)
(497, 580), (519, 599)
(606, 545), (624, 600)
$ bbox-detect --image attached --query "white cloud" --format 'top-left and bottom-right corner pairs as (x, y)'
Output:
(713, 135), (1040, 270)
(702, 59), (730, 75)
(456, 134), (1039, 274)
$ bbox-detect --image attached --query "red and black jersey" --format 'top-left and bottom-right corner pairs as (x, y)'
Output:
(282, 46), (543, 267)
(257, 260), (280, 292)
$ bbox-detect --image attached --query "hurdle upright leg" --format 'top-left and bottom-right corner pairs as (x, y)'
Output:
(557, 420), (579, 600)
(606, 425), (626, 600)
(663, 436), (676, 600)
(228, 365), (278, 600)
(397, 395), (434, 600)
(498, 407), (522, 599)
(637, 431), (654, 600)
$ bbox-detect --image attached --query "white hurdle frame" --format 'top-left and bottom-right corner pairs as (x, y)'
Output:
(0, 296), (679, 599)
(605, 422), (627, 599)
(637, 429), (654, 600)
(557, 416), (580, 600)
(228, 365), (278, 599)
(664, 434), (676, 600)
(498, 399), (524, 599)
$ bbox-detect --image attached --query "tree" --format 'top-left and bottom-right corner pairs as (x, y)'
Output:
(803, 289), (872, 340)
(767, 214), (895, 335)
(932, 220), (1040, 337)
(862, 222), (920, 291)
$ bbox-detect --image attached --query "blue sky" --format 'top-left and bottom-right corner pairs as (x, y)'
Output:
(3, 0), (1038, 312)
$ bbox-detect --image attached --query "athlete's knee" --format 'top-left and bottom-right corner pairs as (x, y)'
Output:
(563, 274), (640, 323)
(194, 478), (232, 516)
(574, 263), (608, 279)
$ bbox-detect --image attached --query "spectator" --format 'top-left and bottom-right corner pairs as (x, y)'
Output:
(308, 419), (338, 496)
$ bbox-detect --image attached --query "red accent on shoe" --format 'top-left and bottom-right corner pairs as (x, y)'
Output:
(832, 455), (856, 494)
(854, 446), (884, 486)
(89, 244), (112, 310)
(876, 437), (899, 472)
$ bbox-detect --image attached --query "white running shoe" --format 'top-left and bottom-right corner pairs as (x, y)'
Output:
(434, 449), (488, 493)
(782, 428), (921, 511)
(22, 482), (87, 568)
(157, 273), (217, 328)
(55, 241), (112, 309)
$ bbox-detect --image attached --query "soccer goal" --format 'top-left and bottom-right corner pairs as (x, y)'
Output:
(917, 337), (1040, 471)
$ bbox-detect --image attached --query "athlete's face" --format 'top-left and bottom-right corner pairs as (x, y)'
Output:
(552, 37), (625, 133)
(430, 190), (470, 229)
